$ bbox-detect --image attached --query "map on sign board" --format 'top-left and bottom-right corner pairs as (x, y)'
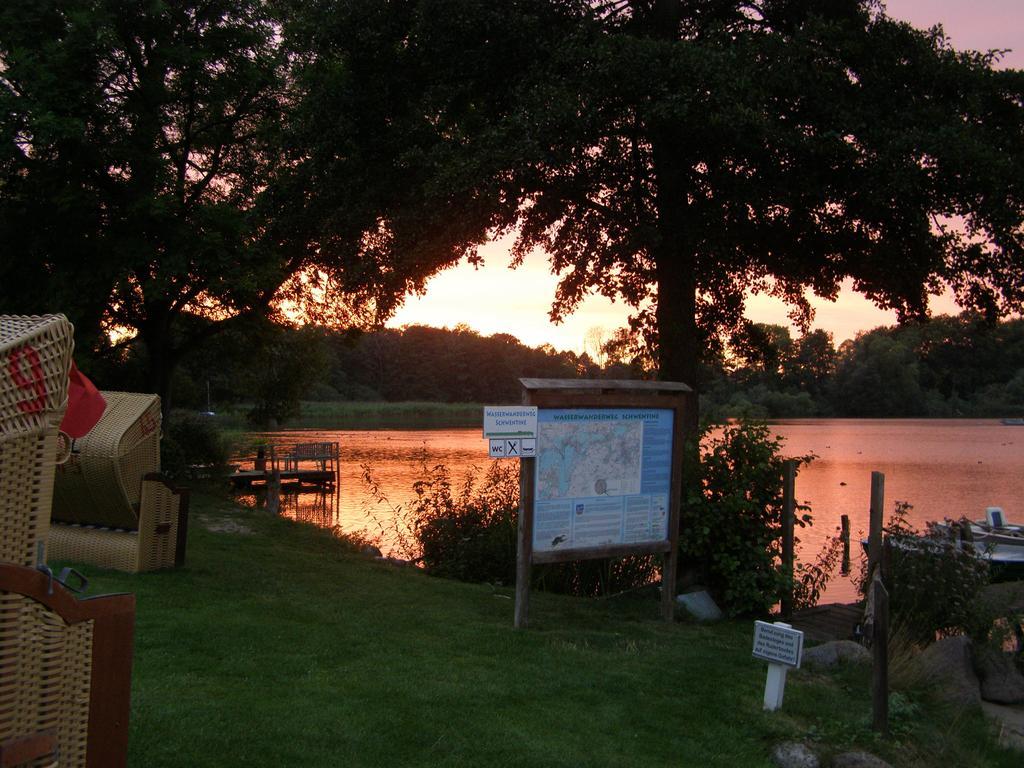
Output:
(533, 408), (673, 553)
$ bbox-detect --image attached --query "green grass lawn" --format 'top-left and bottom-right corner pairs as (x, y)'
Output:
(67, 489), (1017, 767)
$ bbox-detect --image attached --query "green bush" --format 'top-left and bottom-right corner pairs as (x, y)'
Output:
(161, 412), (229, 479)
(408, 461), (519, 585)
(680, 421), (815, 617)
(864, 503), (992, 645)
(377, 460), (657, 595)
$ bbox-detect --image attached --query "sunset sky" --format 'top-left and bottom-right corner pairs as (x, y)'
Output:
(388, 1), (1024, 354)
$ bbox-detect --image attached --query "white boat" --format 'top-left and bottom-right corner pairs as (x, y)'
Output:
(936, 507), (1024, 577)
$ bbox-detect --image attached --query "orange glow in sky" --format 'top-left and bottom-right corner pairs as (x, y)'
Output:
(388, 1), (1022, 354)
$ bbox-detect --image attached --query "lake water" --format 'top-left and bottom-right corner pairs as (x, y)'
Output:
(236, 419), (1024, 604)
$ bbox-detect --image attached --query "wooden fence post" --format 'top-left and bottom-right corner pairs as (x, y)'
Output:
(780, 460), (796, 618)
(840, 514), (851, 575)
(267, 445), (281, 516)
(867, 471), (885, 577)
(872, 576), (890, 736)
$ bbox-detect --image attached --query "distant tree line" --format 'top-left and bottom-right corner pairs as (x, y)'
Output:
(702, 313), (1024, 419)
(108, 311), (1022, 424)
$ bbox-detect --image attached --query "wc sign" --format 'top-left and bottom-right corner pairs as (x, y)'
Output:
(483, 406), (537, 459)
(489, 437), (536, 458)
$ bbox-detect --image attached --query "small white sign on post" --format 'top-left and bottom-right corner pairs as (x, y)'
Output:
(752, 621), (804, 711)
(483, 406), (538, 439)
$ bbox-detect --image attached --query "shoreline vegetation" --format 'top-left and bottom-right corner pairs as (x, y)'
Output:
(204, 399), (1015, 434)
(209, 400), (484, 431)
(160, 313), (1024, 430)
(70, 486), (1018, 767)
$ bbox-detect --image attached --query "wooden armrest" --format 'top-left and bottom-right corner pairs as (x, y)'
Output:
(0, 731), (57, 767)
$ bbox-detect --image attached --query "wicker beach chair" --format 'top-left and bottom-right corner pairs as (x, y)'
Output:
(0, 315), (75, 566)
(0, 314), (134, 768)
(49, 392), (189, 573)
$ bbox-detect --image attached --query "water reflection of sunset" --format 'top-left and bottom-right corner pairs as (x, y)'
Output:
(238, 429), (490, 553)
(239, 420), (1024, 605)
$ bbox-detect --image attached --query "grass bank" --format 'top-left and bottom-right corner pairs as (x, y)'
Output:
(67, 489), (1016, 767)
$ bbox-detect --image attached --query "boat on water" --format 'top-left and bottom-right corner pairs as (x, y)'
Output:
(935, 507), (1024, 580)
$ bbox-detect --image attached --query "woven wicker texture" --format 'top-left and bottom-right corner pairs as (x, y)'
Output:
(49, 478), (182, 573)
(0, 315), (73, 567)
(0, 316), (74, 443)
(47, 526), (140, 573)
(52, 392), (161, 530)
(0, 590), (93, 767)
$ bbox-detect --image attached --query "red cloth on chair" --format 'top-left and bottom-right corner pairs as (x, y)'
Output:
(60, 361), (107, 438)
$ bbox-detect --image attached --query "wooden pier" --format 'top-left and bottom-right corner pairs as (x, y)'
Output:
(789, 602), (863, 643)
(229, 441), (339, 489)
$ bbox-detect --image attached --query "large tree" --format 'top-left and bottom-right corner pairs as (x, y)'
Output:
(0, 0), (514, 410)
(351, 0), (1022, 437)
(515, 1), (1024, 435)
(1, 1), (297, 407)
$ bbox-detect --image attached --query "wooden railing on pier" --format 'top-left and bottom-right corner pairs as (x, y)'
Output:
(229, 441), (340, 489)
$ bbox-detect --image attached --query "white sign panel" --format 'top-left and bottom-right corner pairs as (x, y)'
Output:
(752, 621), (804, 669)
(489, 438), (536, 458)
(483, 406), (538, 439)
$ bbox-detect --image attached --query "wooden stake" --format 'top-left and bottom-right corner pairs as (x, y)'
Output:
(840, 514), (850, 575)
(872, 576), (890, 736)
(780, 460), (796, 618)
(868, 471), (885, 577)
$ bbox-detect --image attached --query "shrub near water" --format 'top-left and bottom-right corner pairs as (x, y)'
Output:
(864, 502), (994, 645)
(160, 412), (229, 479)
(383, 460), (658, 595)
(382, 420), (831, 611)
(680, 421), (815, 616)
(409, 461), (519, 585)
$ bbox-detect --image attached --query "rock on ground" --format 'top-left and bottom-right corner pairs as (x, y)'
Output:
(831, 752), (893, 768)
(675, 588), (724, 622)
(982, 701), (1024, 752)
(911, 635), (981, 710)
(975, 645), (1024, 705)
(802, 640), (871, 671)
(770, 742), (819, 768)
(198, 515), (254, 535)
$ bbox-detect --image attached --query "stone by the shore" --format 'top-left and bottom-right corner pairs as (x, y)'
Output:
(676, 588), (724, 622)
(802, 640), (871, 671)
(360, 543), (383, 558)
(975, 645), (1024, 705)
(830, 751), (892, 768)
(770, 741), (819, 768)
(911, 635), (981, 709)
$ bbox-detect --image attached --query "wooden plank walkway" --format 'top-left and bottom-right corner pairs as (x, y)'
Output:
(789, 602), (863, 643)
(229, 469), (335, 488)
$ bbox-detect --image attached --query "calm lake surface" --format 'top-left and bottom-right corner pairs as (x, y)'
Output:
(238, 419), (1024, 604)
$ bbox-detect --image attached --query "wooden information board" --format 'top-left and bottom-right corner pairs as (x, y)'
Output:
(514, 378), (691, 628)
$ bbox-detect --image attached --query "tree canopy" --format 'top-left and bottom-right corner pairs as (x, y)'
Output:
(3, 0), (1022, 424)
(339, 0), (1024, 434)
(0, 0), (516, 408)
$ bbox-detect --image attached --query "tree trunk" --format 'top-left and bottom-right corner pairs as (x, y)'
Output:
(140, 311), (177, 421)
